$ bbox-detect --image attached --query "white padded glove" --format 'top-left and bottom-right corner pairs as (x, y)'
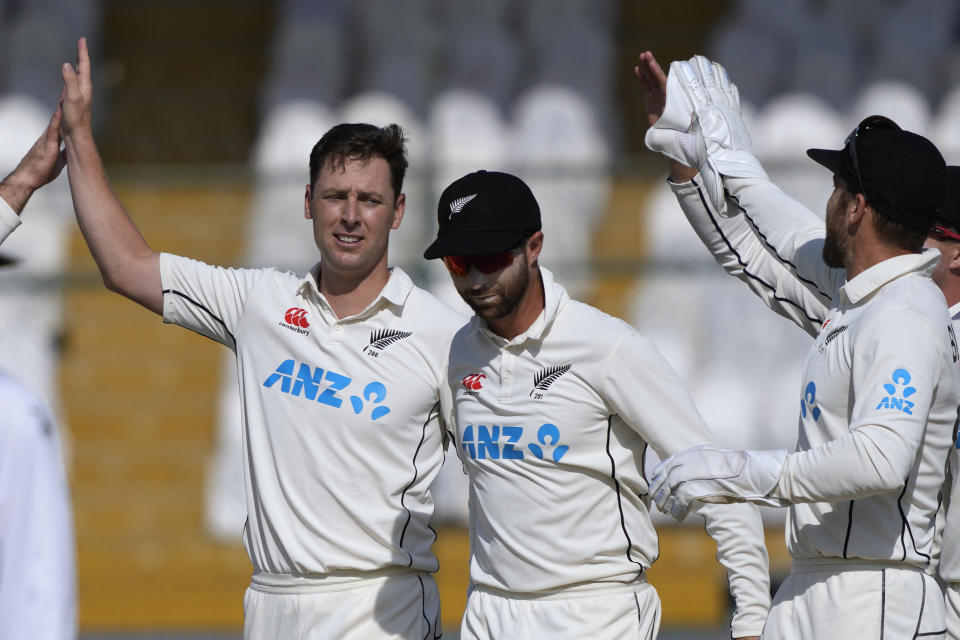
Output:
(650, 445), (789, 521)
(645, 55), (767, 216)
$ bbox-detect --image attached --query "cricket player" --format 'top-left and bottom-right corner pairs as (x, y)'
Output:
(639, 52), (960, 638)
(424, 169), (771, 639)
(0, 103), (76, 640)
(59, 38), (464, 639)
(925, 167), (960, 639)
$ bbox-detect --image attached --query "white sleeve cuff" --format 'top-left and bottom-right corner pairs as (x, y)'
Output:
(0, 196), (21, 246)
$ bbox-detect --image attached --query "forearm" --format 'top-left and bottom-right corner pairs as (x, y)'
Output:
(775, 428), (909, 503)
(0, 170), (39, 216)
(667, 157), (698, 183)
(695, 501), (771, 637)
(64, 128), (161, 312)
(724, 176), (842, 300)
(670, 175), (828, 334)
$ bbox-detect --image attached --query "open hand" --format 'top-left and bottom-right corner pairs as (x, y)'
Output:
(634, 51), (668, 127)
(60, 37), (94, 136)
(11, 104), (66, 190)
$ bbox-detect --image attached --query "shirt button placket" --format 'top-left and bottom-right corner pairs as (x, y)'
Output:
(500, 350), (515, 401)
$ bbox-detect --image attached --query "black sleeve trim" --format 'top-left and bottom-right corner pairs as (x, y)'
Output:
(694, 186), (824, 326)
(606, 417), (646, 576)
(898, 475), (931, 564)
(843, 500), (855, 558)
(399, 402), (440, 567)
(726, 190), (835, 304)
(162, 288), (237, 347)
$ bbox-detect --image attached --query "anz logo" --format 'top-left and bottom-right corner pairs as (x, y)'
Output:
(461, 422), (569, 462)
(263, 359), (391, 421)
(800, 381), (821, 422)
(875, 368), (917, 415)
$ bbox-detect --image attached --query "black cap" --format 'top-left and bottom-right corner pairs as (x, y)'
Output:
(0, 253), (17, 267)
(423, 170), (541, 259)
(806, 119), (946, 230)
(937, 166), (960, 230)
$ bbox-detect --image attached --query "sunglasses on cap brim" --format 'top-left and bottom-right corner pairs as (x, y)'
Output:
(930, 224), (960, 242)
(844, 115), (900, 203)
(441, 242), (527, 277)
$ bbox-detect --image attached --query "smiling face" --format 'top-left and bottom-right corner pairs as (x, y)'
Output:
(304, 155), (404, 285)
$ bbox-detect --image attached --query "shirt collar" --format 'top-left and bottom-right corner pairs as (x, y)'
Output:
(949, 299), (960, 320)
(840, 250), (939, 304)
(472, 266), (569, 346)
(296, 263), (413, 320)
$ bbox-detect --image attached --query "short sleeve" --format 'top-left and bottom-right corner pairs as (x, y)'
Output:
(159, 252), (266, 348)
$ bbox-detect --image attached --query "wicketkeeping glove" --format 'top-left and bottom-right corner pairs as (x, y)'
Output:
(645, 55), (767, 216)
(650, 445), (789, 521)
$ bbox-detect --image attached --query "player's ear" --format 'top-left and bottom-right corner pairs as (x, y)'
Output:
(391, 193), (405, 230)
(948, 244), (960, 273)
(850, 193), (868, 223)
(525, 231), (544, 266)
(304, 184), (313, 220)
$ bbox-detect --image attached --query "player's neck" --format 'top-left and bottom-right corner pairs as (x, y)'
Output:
(318, 262), (391, 319)
(487, 269), (545, 340)
(845, 242), (915, 281)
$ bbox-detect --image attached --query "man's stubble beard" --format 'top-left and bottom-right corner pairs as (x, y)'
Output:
(462, 264), (531, 320)
(822, 207), (847, 269)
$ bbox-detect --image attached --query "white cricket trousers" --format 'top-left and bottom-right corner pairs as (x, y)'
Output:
(460, 579), (660, 640)
(762, 560), (945, 639)
(243, 570), (442, 640)
(946, 583), (960, 640)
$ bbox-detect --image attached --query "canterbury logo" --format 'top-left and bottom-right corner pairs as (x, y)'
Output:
(461, 373), (486, 391)
(448, 194), (477, 219)
(365, 329), (412, 352)
(284, 307), (310, 328)
(531, 364), (571, 397)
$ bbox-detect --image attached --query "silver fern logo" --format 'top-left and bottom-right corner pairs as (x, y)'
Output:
(531, 364), (572, 398)
(363, 329), (413, 357)
(448, 194), (477, 219)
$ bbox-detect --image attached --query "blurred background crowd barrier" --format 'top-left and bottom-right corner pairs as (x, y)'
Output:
(2, 0), (960, 637)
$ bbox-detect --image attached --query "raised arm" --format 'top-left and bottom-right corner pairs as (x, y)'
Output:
(638, 51), (834, 334)
(60, 37), (161, 314)
(0, 105), (67, 244)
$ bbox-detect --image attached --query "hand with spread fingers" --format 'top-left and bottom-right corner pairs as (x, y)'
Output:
(650, 444), (789, 521)
(635, 50), (698, 183)
(643, 54), (767, 215)
(0, 105), (67, 216)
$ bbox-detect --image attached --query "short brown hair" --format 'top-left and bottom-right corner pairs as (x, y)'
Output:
(838, 185), (927, 252)
(308, 123), (408, 199)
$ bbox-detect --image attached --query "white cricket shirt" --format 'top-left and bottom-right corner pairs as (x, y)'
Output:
(0, 372), (76, 640)
(937, 301), (960, 583)
(160, 254), (465, 581)
(0, 196), (20, 246)
(671, 174), (960, 568)
(446, 267), (771, 637)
